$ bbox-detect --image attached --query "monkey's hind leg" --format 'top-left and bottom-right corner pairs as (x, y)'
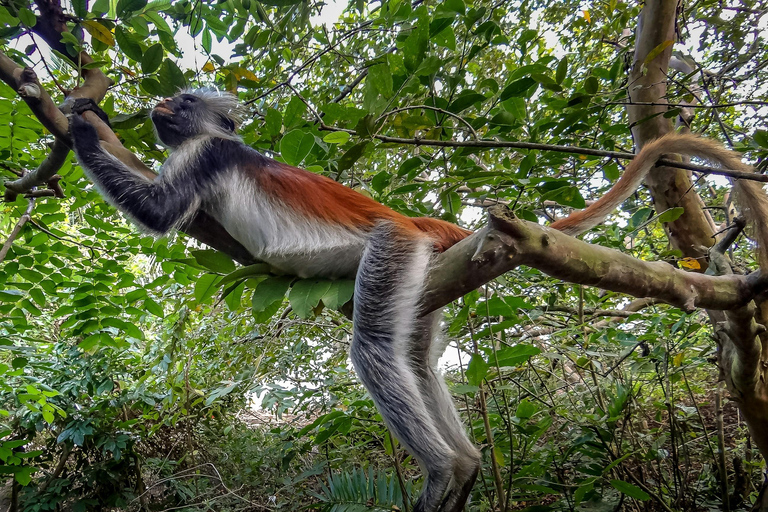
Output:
(411, 314), (481, 512)
(351, 223), (455, 512)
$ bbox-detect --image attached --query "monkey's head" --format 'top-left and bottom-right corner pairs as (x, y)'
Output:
(150, 90), (241, 148)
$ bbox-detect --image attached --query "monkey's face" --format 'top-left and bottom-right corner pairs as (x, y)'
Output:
(150, 93), (236, 148)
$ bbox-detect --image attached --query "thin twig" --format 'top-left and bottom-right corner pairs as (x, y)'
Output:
(375, 105), (479, 140)
(316, 126), (768, 182)
(0, 196), (35, 263)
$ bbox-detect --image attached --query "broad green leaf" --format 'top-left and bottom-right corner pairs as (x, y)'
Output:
(116, 0), (148, 18)
(114, 27), (143, 61)
(657, 207), (685, 223)
(320, 280), (354, 310)
(194, 273), (221, 303)
(280, 129), (315, 166)
(289, 279), (332, 319)
(610, 480), (650, 501)
(158, 59), (186, 94)
(556, 56), (568, 84)
(515, 399), (536, 419)
(466, 354), (488, 386)
(500, 77), (537, 100)
(143, 298), (164, 317)
(495, 344), (540, 367)
(17, 7), (35, 27)
(141, 43), (163, 73)
(338, 141), (370, 171)
(191, 250), (236, 274)
(323, 131), (351, 144)
(252, 276), (292, 313)
(219, 263), (271, 287)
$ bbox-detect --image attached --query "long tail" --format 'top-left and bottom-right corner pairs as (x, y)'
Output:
(550, 132), (768, 268)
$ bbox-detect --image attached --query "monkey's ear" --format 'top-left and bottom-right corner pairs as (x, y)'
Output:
(220, 116), (236, 132)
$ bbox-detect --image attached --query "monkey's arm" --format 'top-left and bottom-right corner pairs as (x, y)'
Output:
(70, 114), (197, 234)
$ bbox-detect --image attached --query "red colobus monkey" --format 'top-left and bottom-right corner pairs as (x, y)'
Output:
(69, 90), (768, 512)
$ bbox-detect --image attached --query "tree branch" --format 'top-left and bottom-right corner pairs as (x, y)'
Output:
(318, 126), (768, 183)
(422, 206), (768, 315)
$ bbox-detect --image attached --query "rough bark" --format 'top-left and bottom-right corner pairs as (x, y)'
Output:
(422, 206), (768, 315)
(627, 0), (715, 264)
(626, 0), (768, 500)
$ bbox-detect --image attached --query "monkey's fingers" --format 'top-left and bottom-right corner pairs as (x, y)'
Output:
(70, 98), (112, 128)
(68, 113), (102, 151)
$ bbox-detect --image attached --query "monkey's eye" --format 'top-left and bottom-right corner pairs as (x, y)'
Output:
(182, 96), (196, 104)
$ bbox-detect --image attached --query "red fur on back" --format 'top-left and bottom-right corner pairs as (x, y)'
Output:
(258, 162), (471, 252)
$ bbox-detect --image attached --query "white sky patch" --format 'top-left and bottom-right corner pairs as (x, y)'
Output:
(310, 0), (347, 27)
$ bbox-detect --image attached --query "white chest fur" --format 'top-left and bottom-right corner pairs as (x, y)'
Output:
(208, 173), (366, 279)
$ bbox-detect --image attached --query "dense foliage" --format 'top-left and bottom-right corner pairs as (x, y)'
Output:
(1, 0), (767, 510)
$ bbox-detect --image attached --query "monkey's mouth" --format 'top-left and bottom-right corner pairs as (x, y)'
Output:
(153, 105), (175, 115)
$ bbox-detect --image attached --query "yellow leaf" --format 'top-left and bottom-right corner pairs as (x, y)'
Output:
(583, 10), (590, 22)
(679, 257), (701, 270)
(644, 40), (674, 65)
(202, 61), (215, 73)
(673, 352), (684, 367)
(82, 20), (115, 47)
(119, 66), (135, 77)
(233, 66), (259, 82)
(493, 445), (505, 466)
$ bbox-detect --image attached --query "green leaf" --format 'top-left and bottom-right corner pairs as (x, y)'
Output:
(495, 344), (540, 367)
(338, 141), (370, 171)
(556, 56), (568, 84)
(264, 108), (283, 136)
(584, 76), (599, 95)
(753, 130), (768, 148)
(116, 0), (148, 18)
(466, 354), (488, 386)
(320, 280), (354, 310)
(323, 131), (351, 144)
(140, 77), (164, 96)
(515, 399), (536, 419)
(143, 298), (164, 317)
(657, 207), (684, 223)
(447, 91), (485, 113)
(289, 279), (332, 319)
(610, 480), (650, 501)
(194, 273), (221, 304)
(191, 250), (236, 274)
(500, 77), (537, 100)
(442, 0), (464, 14)
(219, 263), (271, 287)
(17, 7), (36, 27)
(72, 0), (87, 17)
(0, 290), (23, 302)
(367, 63), (393, 97)
(141, 43), (163, 74)
(252, 276), (292, 313)
(114, 26), (143, 61)
(280, 129), (315, 166)
(158, 59), (186, 95)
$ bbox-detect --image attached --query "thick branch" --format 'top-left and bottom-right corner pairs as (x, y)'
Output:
(422, 206), (768, 315)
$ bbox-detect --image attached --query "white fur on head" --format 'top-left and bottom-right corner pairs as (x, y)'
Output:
(181, 88), (244, 127)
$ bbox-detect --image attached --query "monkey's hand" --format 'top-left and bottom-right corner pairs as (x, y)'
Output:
(70, 98), (111, 128)
(68, 112), (102, 155)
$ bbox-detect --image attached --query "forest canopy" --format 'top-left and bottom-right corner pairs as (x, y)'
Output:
(1, 0), (768, 510)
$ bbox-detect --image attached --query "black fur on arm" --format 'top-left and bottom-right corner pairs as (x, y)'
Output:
(69, 114), (197, 235)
